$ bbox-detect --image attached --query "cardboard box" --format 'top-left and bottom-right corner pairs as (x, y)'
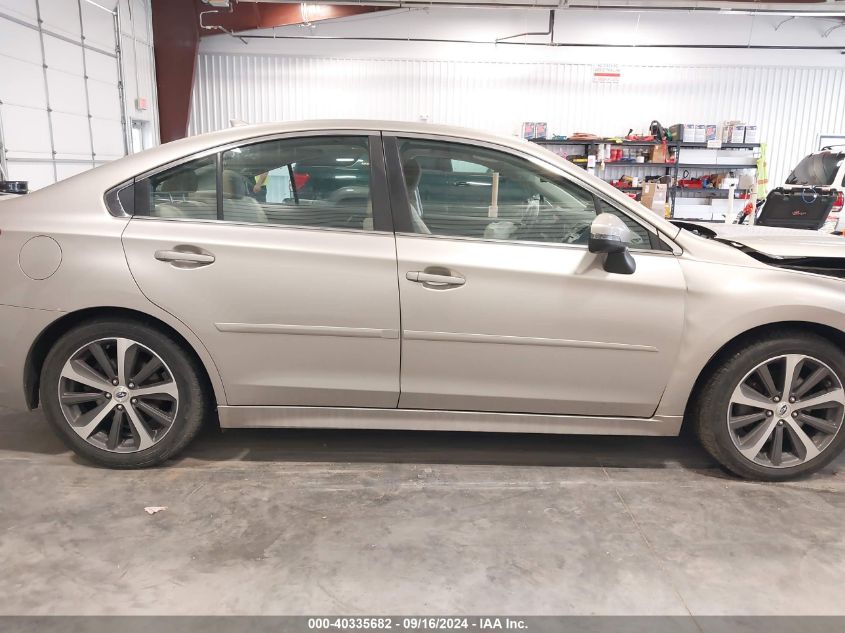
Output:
(534, 122), (548, 139)
(683, 124), (697, 142)
(705, 124), (719, 142)
(744, 125), (759, 143)
(731, 125), (746, 144)
(648, 144), (668, 163)
(694, 125), (707, 143)
(640, 182), (668, 216)
(521, 122), (536, 140)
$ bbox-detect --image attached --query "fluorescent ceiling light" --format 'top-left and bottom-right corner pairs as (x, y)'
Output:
(82, 0), (116, 14)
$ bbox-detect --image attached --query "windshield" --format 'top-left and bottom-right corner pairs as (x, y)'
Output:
(785, 151), (844, 187)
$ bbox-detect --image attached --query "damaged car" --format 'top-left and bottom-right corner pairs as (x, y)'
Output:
(2, 120), (845, 480)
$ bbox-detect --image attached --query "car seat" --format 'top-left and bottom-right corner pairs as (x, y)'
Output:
(219, 171), (268, 224)
(154, 171), (199, 218)
(402, 159), (431, 234)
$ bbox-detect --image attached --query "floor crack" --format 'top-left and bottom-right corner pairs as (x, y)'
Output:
(605, 466), (703, 629)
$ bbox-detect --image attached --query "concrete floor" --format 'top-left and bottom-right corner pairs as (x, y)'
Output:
(1, 406), (845, 616)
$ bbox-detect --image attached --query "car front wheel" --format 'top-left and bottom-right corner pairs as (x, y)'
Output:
(694, 330), (845, 480)
(40, 319), (208, 468)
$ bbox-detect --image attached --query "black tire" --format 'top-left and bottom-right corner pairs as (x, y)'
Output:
(40, 318), (209, 468)
(692, 329), (845, 481)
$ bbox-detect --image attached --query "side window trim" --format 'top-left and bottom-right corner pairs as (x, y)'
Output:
(369, 133), (394, 233)
(215, 152), (223, 221)
(383, 135), (414, 234)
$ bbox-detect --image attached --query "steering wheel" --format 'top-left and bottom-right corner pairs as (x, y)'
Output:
(561, 220), (593, 245)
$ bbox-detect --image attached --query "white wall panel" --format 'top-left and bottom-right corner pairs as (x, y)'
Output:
(190, 53), (845, 188)
(38, 0), (81, 42)
(118, 0), (158, 143)
(0, 18), (41, 61)
(47, 68), (88, 115)
(82, 0), (118, 49)
(52, 111), (93, 159)
(1, 0), (158, 188)
(91, 117), (125, 159)
(43, 34), (85, 74)
(6, 161), (54, 190)
(1, 106), (52, 157)
(56, 161), (96, 180)
(0, 0), (37, 24)
(87, 79), (122, 119)
(85, 48), (118, 83)
(0, 55), (45, 108)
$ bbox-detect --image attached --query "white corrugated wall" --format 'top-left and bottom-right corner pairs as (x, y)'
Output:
(189, 53), (845, 187)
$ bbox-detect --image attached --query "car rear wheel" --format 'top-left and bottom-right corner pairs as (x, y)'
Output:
(693, 331), (845, 480)
(41, 319), (208, 468)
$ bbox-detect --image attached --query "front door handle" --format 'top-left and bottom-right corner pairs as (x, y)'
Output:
(154, 249), (215, 265)
(406, 271), (466, 286)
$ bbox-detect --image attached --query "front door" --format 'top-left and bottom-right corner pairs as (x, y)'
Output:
(122, 133), (400, 407)
(387, 135), (686, 417)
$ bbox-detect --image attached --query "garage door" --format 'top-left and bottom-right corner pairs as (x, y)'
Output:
(0, 0), (126, 190)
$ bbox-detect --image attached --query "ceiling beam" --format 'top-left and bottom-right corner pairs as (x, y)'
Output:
(197, 2), (385, 37)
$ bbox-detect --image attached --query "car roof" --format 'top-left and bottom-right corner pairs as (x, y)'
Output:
(102, 119), (539, 182)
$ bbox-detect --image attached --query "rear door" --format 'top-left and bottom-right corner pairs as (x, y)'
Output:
(122, 132), (401, 407)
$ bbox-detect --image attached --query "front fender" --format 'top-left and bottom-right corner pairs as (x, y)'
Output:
(656, 258), (845, 418)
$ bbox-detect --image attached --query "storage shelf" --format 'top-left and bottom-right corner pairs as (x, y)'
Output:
(613, 187), (752, 198)
(530, 135), (760, 219)
(594, 162), (675, 167)
(675, 163), (757, 170)
(675, 189), (752, 198)
(532, 138), (760, 149)
(678, 142), (760, 149)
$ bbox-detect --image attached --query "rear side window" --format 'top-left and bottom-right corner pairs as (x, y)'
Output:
(133, 136), (375, 231)
(221, 136), (371, 229)
(786, 152), (844, 187)
(135, 156), (218, 220)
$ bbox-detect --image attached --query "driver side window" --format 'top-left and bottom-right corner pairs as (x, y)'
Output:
(396, 138), (651, 249)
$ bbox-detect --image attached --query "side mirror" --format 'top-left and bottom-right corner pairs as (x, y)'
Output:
(588, 213), (636, 275)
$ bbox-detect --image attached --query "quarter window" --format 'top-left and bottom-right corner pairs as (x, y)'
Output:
(396, 138), (652, 249)
(134, 136), (375, 231)
(138, 156), (218, 220)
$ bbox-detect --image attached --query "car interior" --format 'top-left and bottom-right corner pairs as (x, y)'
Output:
(400, 142), (649, 247)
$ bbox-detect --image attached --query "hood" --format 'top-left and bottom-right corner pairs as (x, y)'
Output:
(673, 221), (845, 259)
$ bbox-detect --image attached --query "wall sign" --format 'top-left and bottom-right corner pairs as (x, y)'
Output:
(592, 64), (621, 84)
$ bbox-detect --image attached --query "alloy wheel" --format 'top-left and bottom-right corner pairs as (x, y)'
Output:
(58, 337), (179, 453)
(727, 354), (845, 468)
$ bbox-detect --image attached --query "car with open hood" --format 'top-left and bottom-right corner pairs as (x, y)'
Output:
(2, 120), (845, 480)
(743, 148), (845, 233)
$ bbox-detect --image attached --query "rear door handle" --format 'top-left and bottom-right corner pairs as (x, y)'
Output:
(154, 249), (215, 265)
(406, 271), (466, 286)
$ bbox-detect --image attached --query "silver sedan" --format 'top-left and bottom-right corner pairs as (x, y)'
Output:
(2, 120), (845, 480)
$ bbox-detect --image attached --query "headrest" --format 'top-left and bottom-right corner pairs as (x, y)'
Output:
(160, 170), (198, 193)
(222, 170), (247, 199)
(403, 159), (422, 190)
